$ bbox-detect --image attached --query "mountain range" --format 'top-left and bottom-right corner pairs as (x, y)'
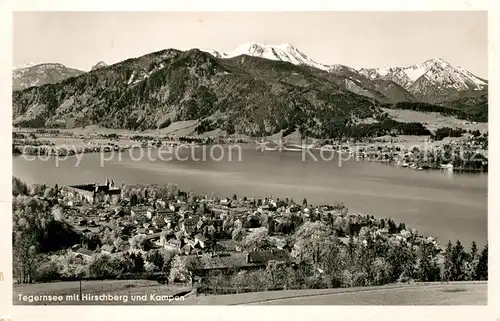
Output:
(202, 43), (487, 103)
(12, 63), (86, 91)
(12, 43), (488, 136)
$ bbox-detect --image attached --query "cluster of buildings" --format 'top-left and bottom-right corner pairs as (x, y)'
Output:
(62, 179), (441, 280)
(64, 183), (350, 275)
(62, 179), (122, 204)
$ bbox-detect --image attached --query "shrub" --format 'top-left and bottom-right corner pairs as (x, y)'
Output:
(35, 260), (61, 282)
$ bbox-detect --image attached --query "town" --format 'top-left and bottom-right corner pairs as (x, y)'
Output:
(12, 177), (488, 295)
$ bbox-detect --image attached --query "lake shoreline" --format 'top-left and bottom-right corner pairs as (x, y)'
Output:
(13, 141), (488, 174)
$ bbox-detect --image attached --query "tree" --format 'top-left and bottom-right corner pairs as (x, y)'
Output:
(205, 270), (230, 294)
(475, 244), (488, 280)
(464, 241), (479, 280)
(13, 231), (38, 283)
(442, 241), (453, 281)
(130, 194), (138, 206)
(13, 177), (29, 196)
(43, 187), (54, 199)
(291, 221), (337, 274)
(129, 234), (148, 251)
(144, 250), (173, 279)
(126, 252), (144, 274)
(12, 197), (51, 283)
(470, 241), (478, 262)
(417, 241), (440, 282)
(241, 227), (270, 251)
(88, 254), (123, 279)
(302, 198), (308, 206)
(232, 227), (246, 242)
(370, 257), (392, 285)
(322, 240), (344, 287)
(166, 183), (179, 199)
(387, 219), (397, 234)
(451, 240), (466, 280)
(184, 256), (202, 288)
(195, 202), (207, 216)
(265, 260), (289, 290)
(51, 205), (64, 222)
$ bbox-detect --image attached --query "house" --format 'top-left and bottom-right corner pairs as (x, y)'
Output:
(100, 244), (114, 255)
(258, 205), (270, 213)
(206, 225), (217, 237)
(156, 199), (167, 208)
(158, 208), (176, 217)
(178, 249), (291, 277)
(160, 211), (177, 227)
(67, 200), (82, 207)
(187, 239), (197, 248)
(196, 219), (205, 230)
(133, 215), (148, 225)
(180, 244), (192, 255)
(143, 232), (161, 243)
(215, 239), (237, 252)
(246, 249), (290, 265)
(194, 233), (209, 248)
(376, 228), (389, 236)
(151, 215), (166, 229)
(72, 248), (94, 260)
(162, 238), (182, 252)
(234, 218), (243, 229)
(131, 206), (148, 217)
(211, 206), (230, 216)
(146, 207), (156, 219)
(181, 218), (198, 234)
(269, 236), (287, 249)
(61, 180), (121, 204)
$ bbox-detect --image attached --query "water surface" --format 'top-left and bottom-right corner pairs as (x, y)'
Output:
(13, 145), (488, 247)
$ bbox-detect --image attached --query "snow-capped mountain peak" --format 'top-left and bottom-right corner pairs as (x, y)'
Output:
(201, 42), (329, 71)
(200, 42), (486, 102)
(359, 58), (486, 90)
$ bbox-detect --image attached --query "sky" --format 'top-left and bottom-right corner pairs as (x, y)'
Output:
(13, 11), (488, 78)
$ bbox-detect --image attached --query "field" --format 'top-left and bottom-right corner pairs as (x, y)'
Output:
(179, 282), (487, 305)
(13, 281), (486, 305)
(382, 108), (488, 133)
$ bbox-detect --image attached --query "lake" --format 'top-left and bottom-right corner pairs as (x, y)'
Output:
(12, 145), (488, 247)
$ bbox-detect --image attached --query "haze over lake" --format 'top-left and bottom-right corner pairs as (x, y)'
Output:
(13, 145), (487, 247)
